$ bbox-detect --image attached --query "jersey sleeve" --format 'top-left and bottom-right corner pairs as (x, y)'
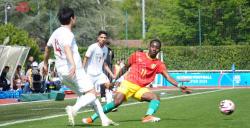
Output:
(85, 44), (94, 57)
(47, 35), (54, 47)
(157, 62), (167, 73)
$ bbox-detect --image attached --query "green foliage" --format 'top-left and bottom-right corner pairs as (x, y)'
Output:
(162, 45), (250, 70)
(0, 24), (40, 59)
(109, 45), (250, 70)
(120, 0), (250, 45)
(0, 0), (249, 50)
(0, 0), (123, 46)
(119, 0), (143, 39)
(179, 0), (250, 45)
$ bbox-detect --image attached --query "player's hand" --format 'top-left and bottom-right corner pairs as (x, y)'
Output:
(111, 74), (116, 79)
(69, 65), (76, 78)
(180, 86), (192, 94)
(104, 82), (114, 89)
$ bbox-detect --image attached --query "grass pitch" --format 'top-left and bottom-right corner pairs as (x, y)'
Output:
(0, 88), (249, 128)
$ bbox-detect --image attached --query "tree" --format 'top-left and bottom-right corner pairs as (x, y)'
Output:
(0, 24), (40, 59)
(179, 0), (250, 45)
(0, 0), (123, 47)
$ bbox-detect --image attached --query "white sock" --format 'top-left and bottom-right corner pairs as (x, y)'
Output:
(92, 99), (110, 122)
(106, 89), (113, 103)
(72, 93), (96, 113)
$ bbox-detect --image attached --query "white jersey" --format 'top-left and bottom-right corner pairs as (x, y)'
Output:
(47, 26), (82, 71)
(47, 26), (94, 94)
(85, 43), (108, 75)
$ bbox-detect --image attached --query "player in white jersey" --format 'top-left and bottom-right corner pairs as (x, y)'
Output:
(83, 31), (115, 104)
(43, 7), (117, 127)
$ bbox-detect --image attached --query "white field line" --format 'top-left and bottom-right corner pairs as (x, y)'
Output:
(0, 89), (223, 127)
(0, 88), (231, 106)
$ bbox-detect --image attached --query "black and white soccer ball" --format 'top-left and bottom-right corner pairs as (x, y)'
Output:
(219, 99), (235, 115)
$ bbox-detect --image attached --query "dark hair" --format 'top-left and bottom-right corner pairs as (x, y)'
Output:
(17, 65), (21, 69)
(150, 39), (161, 48)
(4, 66), (10, 70)
(98, 30), (108, 37)
(57, 7), (74, 25)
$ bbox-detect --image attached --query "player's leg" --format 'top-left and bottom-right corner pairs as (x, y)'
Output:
(82, 80), (137, 124)
(88, 73), (118, 126)
(134, 88), (161, 123)
(63, 74), (97, 126)
(91, 96), (119, 126)
(100, 84), (106, 102)
(105, 87), (113, 103)
(83, 91), (126, 124)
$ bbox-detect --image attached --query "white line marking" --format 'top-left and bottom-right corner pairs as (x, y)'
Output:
(31, 108), (65, 110)
(0, 89), (222, 127)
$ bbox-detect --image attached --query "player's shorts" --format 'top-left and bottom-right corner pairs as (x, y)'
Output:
(87, 73), (110, 91)
(117, 80), (150, 101)
(57, 66), (94, 96)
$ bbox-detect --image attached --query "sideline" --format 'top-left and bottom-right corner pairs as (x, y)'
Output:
(0, 89), (223, 127)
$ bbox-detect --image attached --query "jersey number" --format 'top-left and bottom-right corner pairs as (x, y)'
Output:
(140, 69), (147, 78)
(55, 39), (62, 56)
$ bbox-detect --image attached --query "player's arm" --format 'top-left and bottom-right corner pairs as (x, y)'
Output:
(82, 56), (89, 69)
(103, 62), (115, 79)
(161, 70), (192, 94)
(161, 70), (179, 87)
(82, 45), (93, 69)
(64, 45), (76, 77)
(113, 63), (130, 81)
(43, 46), (51, 75)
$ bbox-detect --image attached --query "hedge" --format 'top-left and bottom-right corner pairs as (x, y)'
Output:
(80, 45), (250, 70)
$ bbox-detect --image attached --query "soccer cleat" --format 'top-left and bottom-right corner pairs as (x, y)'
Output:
(102, 119), (119, 126)
(65, 106), (76, 126)
(111, 107), (118, 112)
(82, 117), (93, 124)
(142, 115), (161, 123)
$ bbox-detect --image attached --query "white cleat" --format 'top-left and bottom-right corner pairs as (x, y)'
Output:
(142, 115), (161, 123)
(102, 119), (119, 127)
(65, 106), (76, 126)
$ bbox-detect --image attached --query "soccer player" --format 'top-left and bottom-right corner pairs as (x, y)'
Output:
(82, 39), (191, 124)
(82, 31), (115, 103)
(43, 7), (116, 126)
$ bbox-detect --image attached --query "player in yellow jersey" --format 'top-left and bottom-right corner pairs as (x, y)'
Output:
(82, 39), (191, 124)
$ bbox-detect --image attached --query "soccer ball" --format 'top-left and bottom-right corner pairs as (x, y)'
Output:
(219, 99), (235, 115)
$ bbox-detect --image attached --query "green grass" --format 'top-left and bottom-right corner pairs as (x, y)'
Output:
(0, 88), (250, 128)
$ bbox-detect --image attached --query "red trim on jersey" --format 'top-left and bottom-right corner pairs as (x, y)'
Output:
(125, 52), (166, 87)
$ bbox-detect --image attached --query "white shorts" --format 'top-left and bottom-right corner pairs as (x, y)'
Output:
(57, 66), (94, 96)
(116, 75), (124, 83)
(87, 73), (109, 91)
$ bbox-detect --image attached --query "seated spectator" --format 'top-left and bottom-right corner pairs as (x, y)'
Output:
(24, 62), (43, 93)
(0, 66), (10, 91)
(46, 70), (61, 92)
(13, 65), (24, 90)
(25, 56), (34, 73)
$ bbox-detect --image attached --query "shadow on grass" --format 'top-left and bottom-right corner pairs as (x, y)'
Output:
(67, 124), (101, 127)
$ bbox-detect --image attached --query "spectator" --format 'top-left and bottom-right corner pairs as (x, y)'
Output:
(25, 56), (34, 73)
(13, 65), (23, 90)
(24, 62), (42, 93)
(0, 66), (10, 91)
